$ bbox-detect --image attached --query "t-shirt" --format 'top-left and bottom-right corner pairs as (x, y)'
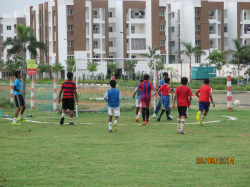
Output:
(175, 85), (193, 107)
(14, 79), (22, 95)
(134, 88), (141, 100)
(158, 78), (165, 88)
(138, 80), (155, 102)
(61, 80), (77, 99)
(197, 84), (212, 102)
(158, 83), (171, 96)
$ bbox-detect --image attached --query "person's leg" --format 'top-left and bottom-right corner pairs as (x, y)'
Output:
(109, 115), (113, 131)
(153, 94), (162, 116)
(136, 107), (139, 116)
(142, 107), (146, 124)
(199, 103), (209, 124)
(13, 107), (20, 124)
(69, 110), (74, 123)
(146, 107), (150, 122)
(196, 102), (203, 122)
(180, 116), (186, 134)
(177, 107), (181, 132)
(113, 108), (120, 132)
(20, 104), (26, 116)
(69, 99), (75, 125)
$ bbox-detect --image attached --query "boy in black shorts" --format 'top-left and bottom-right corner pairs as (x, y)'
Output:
(58, 72), (78, 125)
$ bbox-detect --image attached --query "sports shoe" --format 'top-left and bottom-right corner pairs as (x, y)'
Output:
(136, 117), (139, 122)
(196, 112), (200, 122)
(167, 117), (172, 121)
(157, 117), (161, 121)
(109, 129), (113, 132)
(69, 122), (74, 125)
(60, 117), (64, 125)
(152, 113), (156, 118)
(179, 130), (186, 134)
(146, 119), (150, 123)
(113, 123), (117, 132)
(177, 130), (181, 134)
(17, 118), (26, 122)
(198, 121), (204, 126)
(166, 115), (174, 119)
(12, 122), (21, 125)
(143, 121), (146, 125)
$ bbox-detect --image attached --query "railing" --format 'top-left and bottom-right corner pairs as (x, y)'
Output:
(131, 30), (145, 34)
(209, 30), (216, 34)
(93, 45), (101, 49)
(244, 16), (250, 20)
(209, 45), (217, 48)
(93, 30), (100, 34)
(131, 15), (145, 19)
(131, 45), (146, 50)
(209, 16), (216, 20)
(93, 15), (100, 19)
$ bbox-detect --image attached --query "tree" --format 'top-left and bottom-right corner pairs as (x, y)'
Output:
(227, 39), (250, 86)
(125, 60), (138, 79)
(52, 62), (64, 79)
(37, 61), (51, 78)
(176, 41), (206, 86)
(106, 61), (118, 76)
(205, 49), (227, 85)
(65, 57), (75, 72)
(87, 61), (99, 80)
(0, 60), (5, 79)
(140, 46), (161, 81)
(1, 24), (47, 97)
(5, 59), (22, 77)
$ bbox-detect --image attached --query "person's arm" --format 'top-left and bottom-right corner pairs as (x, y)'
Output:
(119, 91), (122, 101)
(133, 89), (137, 99)
(74, 89), (78, 104)
(172, 94), (177, 110)
(104, 91), (109, 102)
(58, 88), (63, 103)
(189, 96), (192, 106)
(209, 93), (215, 107)
(195, 90), (200, 98)
(152, 88), (161, 100)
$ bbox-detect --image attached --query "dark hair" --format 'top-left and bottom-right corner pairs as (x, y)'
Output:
(204, 78), (210, 84)
(110, 80), (116, 88)
(144, 74), (150, 80)
(140, 79), (143, 83)
(181, 77), (188, 85)
(14, 71), (21, 78)
(164, 77), (170, 84)
(67, 72), (73, 79)
(163, 72), (168, 77)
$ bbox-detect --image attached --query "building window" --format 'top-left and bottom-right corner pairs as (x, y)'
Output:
(209, 40), (213, 47)
(160, 40), (165, 46)
(126, 24), (128, 29)
(108, 12), (113, 18)
(94, 41), (98, 49)
(67, 9), (73, 15)
(67, 40), (73, 47)
(160, 25), (165, 31)
(195, 25), (200, 31)
(109, 41), (113, 47)
(195, 55), (201, 63)
(171, 12), (174, 18)
(159, 10), (165, 16)
(109, 27), (113, 32)
(7, 26), (11, 30)
(170, 55), (175, 62)
(93, 11), (98, 18)
(195, 10), (200, 17)
(170, 41), (175, 47)
(131, 38), (146, 50)
(67, 25), (73, 31)
(195, 40), (200, 46)
(171, 27), (175, 32)
(54, 41), (56, 47)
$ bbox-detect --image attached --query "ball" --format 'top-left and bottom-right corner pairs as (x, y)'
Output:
(233, 100), (241, 106)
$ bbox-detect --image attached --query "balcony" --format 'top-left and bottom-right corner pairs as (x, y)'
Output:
(131, 15), (145, 19)
(131, 30), (145, 34)
(94, 45), (101, 49)
(208, 11), (216, 20)
(209, 45), (217, 49)
(109, 47), (117, 52)
(93, 30), (100, 34)
(93, 15), (100, 19)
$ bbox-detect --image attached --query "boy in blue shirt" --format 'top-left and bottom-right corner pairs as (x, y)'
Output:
(133, 79), (143, 122)
(13, 71), (26, 125)
(104, 80), (122, 132)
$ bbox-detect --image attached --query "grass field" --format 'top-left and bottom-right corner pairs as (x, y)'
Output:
(0, 108), (250, 186)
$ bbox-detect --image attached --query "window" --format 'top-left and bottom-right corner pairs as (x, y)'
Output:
(7, 26), (11, 30)
(171, 12), (174, 18)
(94, 41), (98, 49)
(67, 9), (73, 15)
(171, 27), (175, 32)
(224, 26), (227, 32)
(170, 41), (175, 47)
(54, 41), (56, 47)
(67, 25), (73, 31)
(108, 12), (113, 18)
(170, 55), (175, 62)
(109, 41), (113, 47)
(14, 24), (16, 28)
(126, 24), (128, 29)
(160, 25), (165, 31)
(160, 40), (165, 46)
(195, 40), (200, 46)
(93, 11), (98, 17)
(67, 40), (73, 47)
(131, 26), (135, 33)
(224, 10), (228, 19)
(195, 10), (200, 17)
(131, 38), (146, 50)
(209, 40), (213, 47)
(160, 10), (165, 16)
(109, 27), (113, 32)
(195, 25), (200, 31)
(195, 55), (201, 63)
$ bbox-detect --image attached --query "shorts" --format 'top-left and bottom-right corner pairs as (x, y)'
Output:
(62, 98), (75, 110)
(136, 100), (141, 107)
(162, 95), (170, 109)
(108, 107), (120, 116)
(14, 95), (25, 107)
(199, 102), (210, 112)
(177, 106), (188, 117)
(141, 101), (150, 108)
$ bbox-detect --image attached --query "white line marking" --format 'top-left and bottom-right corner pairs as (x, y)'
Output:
(221, 115), (238, 120)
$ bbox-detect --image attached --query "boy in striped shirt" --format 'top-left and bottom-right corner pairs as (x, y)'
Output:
(58, 72), (78, 125)
(135, 74), (161, 125)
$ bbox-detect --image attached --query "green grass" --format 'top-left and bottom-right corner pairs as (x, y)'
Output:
(0, 108), (250, 186)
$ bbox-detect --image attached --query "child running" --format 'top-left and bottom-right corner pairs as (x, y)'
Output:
(58, 72), (78, 125)
(12, 71), (27, 125)
(157, 77), (174, 121)
(133, 79), (143, 122)
(104, 80), (122, 132)
(135, 74), (160, 125)
(172, 77), (193, 134)
(195, 78), (215, 126)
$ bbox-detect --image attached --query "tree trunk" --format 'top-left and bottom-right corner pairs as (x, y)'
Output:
(189, 56), (192, 87)
(22, 52), (26, 99)
(237, 56), (240, 87)
(219, 70), (221, 85)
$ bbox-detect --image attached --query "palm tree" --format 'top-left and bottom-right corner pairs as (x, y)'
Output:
(176, 41), (206, 86)
(227, 39), (250, 86)
(140, 46), (161, 81)
(1, 24), (47, 96)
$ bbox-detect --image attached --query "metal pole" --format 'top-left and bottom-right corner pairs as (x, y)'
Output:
(153, 59), (156, 110)
(123, 34), (125, 84)
(209, 28), (211, 82)
(181, 62), (182, 78)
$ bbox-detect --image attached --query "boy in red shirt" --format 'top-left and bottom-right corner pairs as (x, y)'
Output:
(172, 77), (193, 134)
(157, 77), (174, 121)
(135, 74), (160, 125)
(195, 79), (215, 126)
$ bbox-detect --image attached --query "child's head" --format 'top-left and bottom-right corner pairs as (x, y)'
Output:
(110, 80), (116, 88)
(144, 74), (150, 81)
(164, 77), (170, 84)
(14, 71), (21, 78)
(162, 72), (168, 78)
(140, 79), (143, 83)
(204, 78), (210, 85)
(67, 72), (73, 80)
(181, 77), (188, 85)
